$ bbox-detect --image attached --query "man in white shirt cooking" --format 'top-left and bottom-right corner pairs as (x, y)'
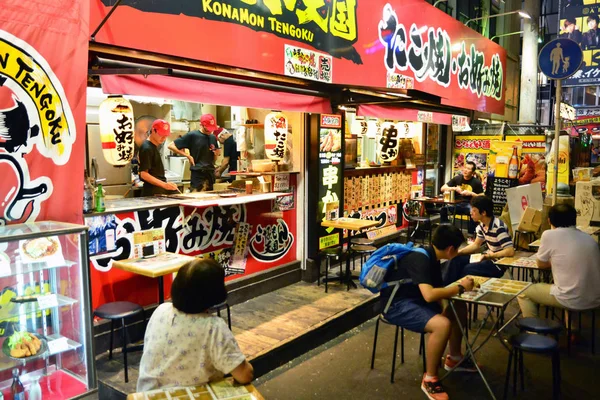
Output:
(518, 203), (600, 318)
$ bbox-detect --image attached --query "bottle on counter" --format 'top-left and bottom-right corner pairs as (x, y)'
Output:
(508, 146), (519, 179)
(11, 368), (24, 400)
(95, 183), (106, 213)
(83, 171), (95, 214)
(28, 376), (42, 400)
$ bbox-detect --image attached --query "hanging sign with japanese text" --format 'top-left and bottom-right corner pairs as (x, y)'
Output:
(0, 2), (89, 224)
(264, 111), (288, 161)
(91, 0), (506, 114)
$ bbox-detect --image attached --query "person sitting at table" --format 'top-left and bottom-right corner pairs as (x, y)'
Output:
(137, 259), (253, 391)
(381, 224), (476, 400)
(443, 196), (515, 285)
(518, 204), (600, 318)
(440, 161), (484, 234)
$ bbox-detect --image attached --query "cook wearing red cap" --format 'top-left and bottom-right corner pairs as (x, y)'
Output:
(138, 119), (179, 196)
(168, 114), (221, 191)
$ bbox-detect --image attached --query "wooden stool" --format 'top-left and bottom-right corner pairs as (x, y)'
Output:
(94, 301), (145, 383)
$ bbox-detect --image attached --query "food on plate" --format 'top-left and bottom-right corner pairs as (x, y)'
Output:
(319, 131), (341, 152)
(7, 331), (41, 358)
(10, 294), (44, 303)
(21, 237), (59, 259)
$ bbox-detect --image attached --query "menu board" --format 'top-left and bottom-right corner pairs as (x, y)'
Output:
(486, 177), (519, 216)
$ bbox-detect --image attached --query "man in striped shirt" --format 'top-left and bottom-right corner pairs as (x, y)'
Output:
(443, 196), (515, 284)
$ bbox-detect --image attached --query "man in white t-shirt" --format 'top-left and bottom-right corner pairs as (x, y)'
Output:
(518, 204), (600, 317)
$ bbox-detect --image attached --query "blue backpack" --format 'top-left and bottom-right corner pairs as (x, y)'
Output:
(359, 242), (429, 294)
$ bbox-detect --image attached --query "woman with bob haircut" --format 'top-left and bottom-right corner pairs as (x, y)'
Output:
(137, 259), (253, 391)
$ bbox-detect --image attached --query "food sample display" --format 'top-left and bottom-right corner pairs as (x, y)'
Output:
(6, 332), (43, 358)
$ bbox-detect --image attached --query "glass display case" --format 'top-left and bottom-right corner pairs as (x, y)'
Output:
(0, 221), (96, 399)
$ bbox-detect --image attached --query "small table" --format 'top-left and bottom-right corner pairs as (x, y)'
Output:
(413, 197), (468, 223)
(321, 218), (379, 289)
(528, 239), (541, 251)
(443, 277), (531, 400)
(495, 251), (549, 283)
(112, 252), (196, 304)
(127, 378), (264, 400)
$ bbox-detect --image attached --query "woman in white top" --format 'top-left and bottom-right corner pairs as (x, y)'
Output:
(137, 259), (253, 391)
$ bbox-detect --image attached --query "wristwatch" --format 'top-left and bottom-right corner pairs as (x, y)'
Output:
(457, 284), (466, 295)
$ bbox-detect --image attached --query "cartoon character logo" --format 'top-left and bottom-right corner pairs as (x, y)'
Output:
(0, 29), (75, 225)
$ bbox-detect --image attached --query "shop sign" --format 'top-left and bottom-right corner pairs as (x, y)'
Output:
(417, 111), (434, 123)
(378, 122), (400, 162)
(576, 107), (600, 117)
(264, 111), (288, 160)
(317, 121), (343, 245)
(0, 1), (88, 225)
(452, 115), (471, 132)
(92, 0), (506, 114)
(321, 113), (343, 128)
(454, 137), (494, 150)
(99, 96), (135, 165)
(248, 218), (294, 262)
(229, 222), (251, 275)
(273, 174), (290, 192)
(273, 193), (295, 211)
(559, 2), (600, 86)
(285, 45), (333, 83)
(365, 224), (397, 240)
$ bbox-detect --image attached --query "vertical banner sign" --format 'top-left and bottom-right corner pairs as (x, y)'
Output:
(318, 114), (343, 250)
(0, 2), (89, 224)
(546, 135), (571, 195)
(559, 0), (600, 86)
(264, 112), (288, 161)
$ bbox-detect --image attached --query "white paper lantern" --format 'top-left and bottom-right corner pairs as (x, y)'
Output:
(264, 112), (288, 161)
(378, 122), (401, 162)
(98, 96), (135, 166)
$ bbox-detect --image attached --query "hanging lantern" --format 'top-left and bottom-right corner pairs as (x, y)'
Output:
(264, 111), (288, 161)
(98, 95), (135, 166)
(351, 119), (368, 136)
(377, 122), (400, 163)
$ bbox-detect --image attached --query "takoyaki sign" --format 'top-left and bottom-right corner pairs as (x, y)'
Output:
(0, 2), (88, 225)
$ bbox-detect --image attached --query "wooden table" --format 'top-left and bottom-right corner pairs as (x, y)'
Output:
(112, 252), (196, 304)
(413, 196), (468, 225)
(444, 277), (531, 400)
(321, 218), (379, 289)
(127, 378), (264, 400)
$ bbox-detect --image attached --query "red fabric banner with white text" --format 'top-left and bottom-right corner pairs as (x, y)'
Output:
(0, 1), (89, 225)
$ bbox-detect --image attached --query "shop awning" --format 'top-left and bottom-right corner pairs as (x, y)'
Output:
(100, 75), (332, 114)
(357, 104), (455, 125)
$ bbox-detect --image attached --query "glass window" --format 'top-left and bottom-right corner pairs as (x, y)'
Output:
(585, 86), (597, 105)
(573, 87), (585, 105)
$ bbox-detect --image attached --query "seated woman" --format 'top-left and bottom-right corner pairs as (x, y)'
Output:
(137, 259), (253, 391)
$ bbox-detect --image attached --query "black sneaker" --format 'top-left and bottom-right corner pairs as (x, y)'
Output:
(421, 374), (449, 400)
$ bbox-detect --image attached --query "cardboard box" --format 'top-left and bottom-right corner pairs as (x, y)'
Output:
(517, 207), (543, 233)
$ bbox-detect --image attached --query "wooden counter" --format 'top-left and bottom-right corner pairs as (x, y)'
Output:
(111, 252), (196, 278)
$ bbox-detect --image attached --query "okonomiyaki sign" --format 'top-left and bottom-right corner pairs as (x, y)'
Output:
(378, 3), (503, 100)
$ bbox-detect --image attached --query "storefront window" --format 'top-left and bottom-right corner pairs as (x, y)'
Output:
(585, 86), (598, 106)
(424, 124), (442, 197)
(573, 87), (585, 105)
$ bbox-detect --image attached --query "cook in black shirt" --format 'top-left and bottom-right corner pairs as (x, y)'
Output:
(381, 225), (475, 399)
(139, 120), (179, 197)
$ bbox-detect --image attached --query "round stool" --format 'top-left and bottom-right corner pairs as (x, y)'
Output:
(516, 317), (562, 340)
(94, 301), (144, 383)
(319, 247), (343, 293)
(350, 237), (375, 246)
(208, 301), (232, 330)
(504, 333), (560, 400)
(350, 244), (377, 272)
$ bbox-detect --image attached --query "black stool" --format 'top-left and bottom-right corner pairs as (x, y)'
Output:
(517, 317), (562, 341)
(350, 244), (377, 272)
(513, 230), (536, 251)
(318, 246), (343, 293)
(350, 237), (375, 246)
(503, 333), (560, 400)
(565, 308), (597, 355)
(371, 315), (427, 383)
(209, 301), (232, 330)
(94, 301), (145, 383)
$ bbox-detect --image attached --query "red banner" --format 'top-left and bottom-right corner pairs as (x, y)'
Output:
(0, 2), (89, 225)
(91, 0), (506, 114)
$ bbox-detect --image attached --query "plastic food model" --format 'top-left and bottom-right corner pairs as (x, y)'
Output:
(8, 331), (42, 358)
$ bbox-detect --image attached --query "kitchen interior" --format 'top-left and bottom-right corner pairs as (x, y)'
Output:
(85, 87), (303, 201)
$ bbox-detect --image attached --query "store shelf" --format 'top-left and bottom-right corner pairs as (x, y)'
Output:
(0, 295), (78, 320)
(0, 260), (76, 279)
(46, 333), (83, 356)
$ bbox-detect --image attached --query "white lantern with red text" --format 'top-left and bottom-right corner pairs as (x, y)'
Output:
(264, 112), (288, 161)
(377, 122), (400, 163)
(98, 95), (135, 166)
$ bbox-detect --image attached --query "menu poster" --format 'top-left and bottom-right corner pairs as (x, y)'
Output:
(229, 222), (252, 275)
(273, 174), (290, 192)
(18, 236), (66, 268)
(132, 229), (166, 259)
(273, 194), (295, 212)
(486, 177), (519, 216)
(87, 214), (117, 256)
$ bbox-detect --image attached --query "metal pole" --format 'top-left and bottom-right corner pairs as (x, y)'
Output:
(553, 79), (562, 205)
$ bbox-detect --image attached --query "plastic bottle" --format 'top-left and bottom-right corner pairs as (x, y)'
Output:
(28, 376), (42, 400)
(11, 368), (24, 400)
(95, 183), (106, 213)
(508, 146), (519, 179)
(83, 172), (94, 214)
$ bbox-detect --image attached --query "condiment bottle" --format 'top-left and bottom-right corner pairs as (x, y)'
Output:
(11, 368), (24, 400)
(83, 171), (94, 214)
(28, 376), (42, 400)
(95, 183), (106, 212)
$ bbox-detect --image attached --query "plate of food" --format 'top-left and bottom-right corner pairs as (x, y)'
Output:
(19, 236), (65, 267)
(3, 331), (47, 361)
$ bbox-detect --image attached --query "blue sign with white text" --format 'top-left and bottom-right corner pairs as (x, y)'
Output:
(538, 38), (583, 80)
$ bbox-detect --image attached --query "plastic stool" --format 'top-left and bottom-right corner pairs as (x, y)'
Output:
(94, 301), (145, 383)
(503, 333), (560, 400)
(517, 317), (562, 341)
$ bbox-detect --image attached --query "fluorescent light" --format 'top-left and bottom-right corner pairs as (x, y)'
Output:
(518, 10), (531, 19)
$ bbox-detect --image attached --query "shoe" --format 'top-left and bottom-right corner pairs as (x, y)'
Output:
(421, 374), (449, 400)
(444, 354), (479, 372)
